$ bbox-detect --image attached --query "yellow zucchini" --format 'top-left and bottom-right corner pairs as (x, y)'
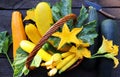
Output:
(25, 24), (42, 44)
(34, 2), (53, 36)
(59, 56), (79, 74)
(56, 54), (75, 69)
(20, 40), (52, 61)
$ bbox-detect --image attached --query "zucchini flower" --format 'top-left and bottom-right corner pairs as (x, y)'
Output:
(92, 36), (119, 68)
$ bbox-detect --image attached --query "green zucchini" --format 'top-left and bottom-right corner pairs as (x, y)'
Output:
(81, 6), (99, 70)
(99, 19), (118, 77)
(88, 6), (98, 23)
(101, 19), (118, 43)
(88, 6), (99, 54)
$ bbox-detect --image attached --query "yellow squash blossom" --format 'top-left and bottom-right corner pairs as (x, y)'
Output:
(24, 8), (35, 21)
(77, 40), (90, 47)
(52, 23), (83, 49)
(94, 36), (119, 68)
(104, 54), (119, 68)
(69, 46), (91, 59)
(97, 36), (119, 55)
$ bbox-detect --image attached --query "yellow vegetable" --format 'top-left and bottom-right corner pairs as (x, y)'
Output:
(25, 24), (42, 44)
(11, 11), (27, 59)
(20, 40), (52, 61)
(56, 54), (75, 69)
(61, 52), (72, 58)
(48, 68), (57, 76)
(59, 56), (79, 74)
(35, 2), (53, 36)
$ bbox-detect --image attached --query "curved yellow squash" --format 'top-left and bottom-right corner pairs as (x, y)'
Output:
(35, 2), (53, 36)
(25, 24), (42, 44)
(20, 40), (52, 61)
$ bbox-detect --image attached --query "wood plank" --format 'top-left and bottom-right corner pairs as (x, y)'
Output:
(0, 58), (13, 77)
(0, 0), (120, 9)
(114, 65), (120, 77)
(99, 0), (120, 7)
(73, 8), (120, 19)
(102, 8), (120, 19)
(0, 10), (26, 34)
(0, 0), (94, 9)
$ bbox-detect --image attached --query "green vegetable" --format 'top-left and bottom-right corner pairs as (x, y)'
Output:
(0, 31), (13, 69)
(88, 6), (98, 22)
(101, 19), (118, 42)
(88, 6), (99, 53)
(81, 6), (98, 70)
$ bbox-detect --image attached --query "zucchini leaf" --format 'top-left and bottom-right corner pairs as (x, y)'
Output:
(0, 31), (13, 70)
(78, 21), (98, 45)
(52, 0), (73, 28)
(31, 54), (42, 67)
(13, 47), (42, 77)
(0, 31), (12, 54)
(75, 5), (88, 28)
(52, 2), (62, 22)
(13, 47), (29, 77)
(61, 0), (72, 16)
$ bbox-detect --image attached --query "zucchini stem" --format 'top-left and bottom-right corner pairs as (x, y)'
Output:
(5, 53), (14, 70)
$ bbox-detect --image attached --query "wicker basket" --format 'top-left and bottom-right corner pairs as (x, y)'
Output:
(25, 14), (83, 70)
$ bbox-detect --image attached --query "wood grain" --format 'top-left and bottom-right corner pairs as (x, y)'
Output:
(0, 58), (13, 77)
(99, 0), (120, 7)
(0, 0), (94, 9)
(102, 8), (120, 19)
(0, 0), (120, 9)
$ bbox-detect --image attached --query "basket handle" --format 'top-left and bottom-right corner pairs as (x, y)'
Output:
(25, 14), (77, 70)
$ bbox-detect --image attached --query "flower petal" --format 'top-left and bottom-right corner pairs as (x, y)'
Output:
(81, 48), (91, 58)
(104, 54), (119, 68)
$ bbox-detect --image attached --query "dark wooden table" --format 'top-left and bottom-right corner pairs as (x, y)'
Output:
(0, 0), (120, 77)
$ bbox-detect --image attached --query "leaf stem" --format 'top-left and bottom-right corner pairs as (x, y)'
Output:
(91, 55), (104, 59)
(5, 53), (14, 70)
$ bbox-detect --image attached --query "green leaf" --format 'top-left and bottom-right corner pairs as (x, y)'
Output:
(0, 31), (12, 54)
(48, 36), (60, 48)
(52, 2), (62, 22)
(31, 54), (42, 67)
(60, 0), (72, 16)
(52, 0), (73, 28)
(13, 47), (29, 77)
(78, 21), (98, 45)
(75, 5), (88, 28)
(13, 47), (42, 77)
